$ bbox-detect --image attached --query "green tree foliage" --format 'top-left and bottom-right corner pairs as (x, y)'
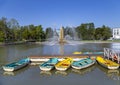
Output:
(45, 27), (53, 39)
(35, 25), (45, 41)
(0, 17), (46, 42)
(21, 26), (30, 40)
(87, 23), (95, 40)
(0, 31), (4, 42)
(0, 17), (8, 42)
(76, 23), (95, 40)
(95, 25), (112, 40)
(7, 18), (20, 41)
(0, 17), (113, 42)
(76, 23), (112, 40)
(20, 25), (45, 41)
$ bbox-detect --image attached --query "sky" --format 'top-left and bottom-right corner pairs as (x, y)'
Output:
(0, 0), (120, 29)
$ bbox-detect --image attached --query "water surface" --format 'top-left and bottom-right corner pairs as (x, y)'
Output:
(0, 43), (120, 85)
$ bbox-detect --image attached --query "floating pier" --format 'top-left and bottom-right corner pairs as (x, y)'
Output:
(29, 54), (103, 62)
(104, 48), (120, 64)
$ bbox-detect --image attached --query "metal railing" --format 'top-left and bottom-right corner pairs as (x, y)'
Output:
(104, 48), (120, 63)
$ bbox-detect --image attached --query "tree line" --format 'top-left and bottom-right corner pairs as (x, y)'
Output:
(0, 17), (46, 42)
(76, 23), (112, 40)
(0, 17), (112, 43)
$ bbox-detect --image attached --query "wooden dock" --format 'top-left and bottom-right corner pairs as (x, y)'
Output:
(29, 54), (103, 62)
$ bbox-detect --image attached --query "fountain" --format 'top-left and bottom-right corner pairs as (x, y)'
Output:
(45, 26), (80, 45)
(59, 27), (66, 44)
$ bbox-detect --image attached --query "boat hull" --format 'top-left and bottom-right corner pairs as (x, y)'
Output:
(55, 66), (70, 71)
(72, 61), (95, 69)
(39, 58), (58, 71)
(40, 66), (54, 71)
(96, 56), (119, 70)
(55, 58), (73, 71)
(3, 63), (28, 72)
(97, 61), (119, 70)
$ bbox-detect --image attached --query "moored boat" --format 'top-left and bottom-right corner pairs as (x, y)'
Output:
(55, 57), (73, 71)
(92, 52), (104, 54)
(3, 58), (30, 72)
(73, 51), (104, 54)
(71, 58), (95, 69)
(73, 52), (82, 54)
(96, 56), (119, 70)
(39, 58), (58, 71)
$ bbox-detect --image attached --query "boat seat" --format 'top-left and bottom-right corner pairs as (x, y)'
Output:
(16, 63), (22, 65)
(81, 62), (87, 66)
(84, 61), (88, 64)
(17, 60), (26, 65)
(79, 63), (82, 65)
(62, 64), (69, 66)
(7, 64), (18, 67)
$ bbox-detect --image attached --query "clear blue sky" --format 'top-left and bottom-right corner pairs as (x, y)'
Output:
(0, 0), (120, 29)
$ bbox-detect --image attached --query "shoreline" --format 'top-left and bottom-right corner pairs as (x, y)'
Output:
(79, 40), (120, 43)
(0, 40), (120, 46)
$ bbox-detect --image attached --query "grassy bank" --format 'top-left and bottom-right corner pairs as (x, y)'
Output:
(0, 40), (120, 46)
(80, 40), (120, 43)
(0, 41), (33, 45)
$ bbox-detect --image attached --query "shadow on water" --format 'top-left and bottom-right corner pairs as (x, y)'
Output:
(40, 69), (69, 77)
(39, 63), (120, 81)
(39, 63), (96, 77)
(71, 63), (96, 75)
(40, 70), (56, 76)
(96, 63), (120, 80)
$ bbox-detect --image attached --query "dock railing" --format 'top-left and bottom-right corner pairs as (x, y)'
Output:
(104, 48), (120, 64)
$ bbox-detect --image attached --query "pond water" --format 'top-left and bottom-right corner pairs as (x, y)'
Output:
(0, 43), (120, 85)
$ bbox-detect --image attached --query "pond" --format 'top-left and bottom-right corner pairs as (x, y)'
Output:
(0, 43), (120, 85)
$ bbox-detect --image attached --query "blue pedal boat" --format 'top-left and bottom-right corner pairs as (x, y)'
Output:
(3, 58), (30, 72)
(71, 58), (95, 70)
(39, 58), (58, 71)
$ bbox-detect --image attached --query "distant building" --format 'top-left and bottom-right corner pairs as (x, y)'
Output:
(113, 28), (120, 39)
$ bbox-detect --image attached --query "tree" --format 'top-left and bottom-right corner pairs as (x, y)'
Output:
(87, 23), (95, 40)
(28, 24), (36, 40)
(101, 25), (112, 40)
(35, 25), (45, 41)
(95, 28), (102, 40)
(21, 26), (30, 40)
(7, 18), (20, 41)
(45, 27), (53, 39)
(0, 17), (8, 42)
(0, 31), (4, 42)
(95, 25), (112, 40)
(76, 23), (88, 40)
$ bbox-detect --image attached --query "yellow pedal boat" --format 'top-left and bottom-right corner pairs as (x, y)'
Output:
(96, 56), (119, 70)
(73, 52), (82, 54)
(55, 58), (73, 71)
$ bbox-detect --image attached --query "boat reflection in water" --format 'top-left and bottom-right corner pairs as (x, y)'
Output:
(3, 71), (15, 76)
(39, 64), (96, 76)
(97, 64), (120, 80)
(71, 64), (96, 75)
(40, 70), (69, 76)
(3, 65), (30, 76)
(55, 70), (68, 76)
(40, 71), (53, 76)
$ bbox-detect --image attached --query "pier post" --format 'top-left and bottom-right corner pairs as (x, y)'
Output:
(104, 48), (120, 64)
